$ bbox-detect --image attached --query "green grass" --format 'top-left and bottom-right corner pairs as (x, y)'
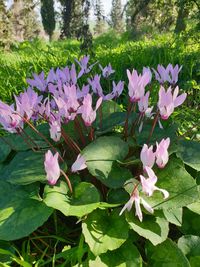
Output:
(0, 32), (199, 102)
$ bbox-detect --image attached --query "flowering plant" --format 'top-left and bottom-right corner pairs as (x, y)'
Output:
(0, 56), (199, 265)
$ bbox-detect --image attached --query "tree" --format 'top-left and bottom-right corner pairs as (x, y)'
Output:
(59, 0), (74, 38)
(10, 0), (40, 42)
(94, 0), (105, 35)
(111, 0), (124, 33)
(41, 0), (56, 40)
(0, 0), (13, 49)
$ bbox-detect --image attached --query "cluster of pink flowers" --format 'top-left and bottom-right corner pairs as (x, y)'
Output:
(0, 57), (187, 221)
(120, 138), (170, 221)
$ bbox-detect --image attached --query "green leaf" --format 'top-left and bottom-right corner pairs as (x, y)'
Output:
(3, 123), (51, 151)
(176, 140), (200, 171)
(146, 158), (199, 210)
(0, 150), (46, 185)
(44, 181), (101, 217)
(163, 208), (182, 226)
(136, 123), (178, 146)
(146, 239), (190, 267)
(95, 112), (126, 135)
(190, 256), (200, 267)
(0, 138), (11, 163)
(126, 212), (169, 246)
(82, 209), (129, 256)
(89, 239), (142, 267)
(187, 201), (200, 215)
(0, 180), (52, 241)
(0, 241), (15, 264)
(181, 208), (200, 235)
(82, 136), (131, 188)
(178, 235), (200, 259)
(107, 188), (130, 204)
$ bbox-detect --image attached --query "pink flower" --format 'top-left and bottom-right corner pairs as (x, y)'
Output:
(155, 138), (170, 168)
(26, 71), (47, 91)
(140, 144), (155, 169)
(44, 150), (60, 185)
(119, 188), (153, 222)
(15, 88), (42, 120)
(88, 75), (103, 97)
(103, 81), (124, 100)
(158, 86), (187, 120)
(71, 154), (87, 172)
(49, 119), (61, 142)
(0, 101), (23, 133)
(153, 64), (182, 85)
(167, 64), (182, 84)
(140, 167), (169, 199)
(99, 63), (115, 78)
(79, 94), (102, 127)
(127, 68), (151, 102)
(138, 91), (151, 114)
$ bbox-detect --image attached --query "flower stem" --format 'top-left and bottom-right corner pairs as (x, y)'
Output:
(147, 111), (160, 144)
(60, 169), (73, 194)
(124, 99), (132, 140)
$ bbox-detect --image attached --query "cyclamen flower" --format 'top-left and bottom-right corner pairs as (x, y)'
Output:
(71, 154), (87, 172)
(153, 64), (182, 85)
(99, 63), (115, 78)
(44, 150), (60, 185)
(88, 75), (103, 97)
(49, 119), (61, 142)
(0, 101), (23, 133)
(119, 188), (153, 222)
(155, 138), (170, 168)
(75, 56), (97, 78)
(104, 81), (124, 100)
(15, 88), (42, 120)
(26, 71), (47, 92)
(140, 144), (155, 169)
(140, 167), (169, 199)
(158, 86), (187, 120)
(79, 94), (102, 127)
(127, 68), (151, 102)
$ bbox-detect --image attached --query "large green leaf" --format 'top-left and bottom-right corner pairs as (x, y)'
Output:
(82, 136), (131, 188)
(89, 240), (142, 267)
(126, 212), (169, 246)
(0, 138), (11, 163)
(3, 123), (51, 151)
(163, 208), (183, 226)
(82, 209), (129, 256)
(146, 239), (190, 267)
(181, 208), (200, 236)
(0, 180), (52, 241)
(0, 150), (46, 185)
(135, 123), (178, 146)
(176, 140), (200, 171)
(146, 158), (199, 210)
(178, 235), (200, 259)
(44, 181), (101, 217)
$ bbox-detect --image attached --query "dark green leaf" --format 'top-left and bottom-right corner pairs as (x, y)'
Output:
(146, 239), (190, 267)
(176, 140), (200, 171)
(0, 138), (11, 163)
(0, 150), (46, 185)
(0, 181), (52, 241)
